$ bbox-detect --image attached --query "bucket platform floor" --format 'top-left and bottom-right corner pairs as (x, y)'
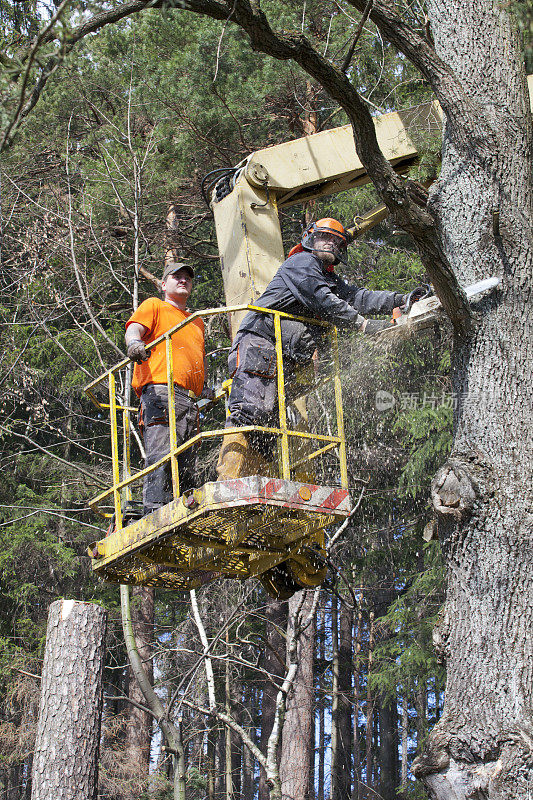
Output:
(89, 476), (351, 590)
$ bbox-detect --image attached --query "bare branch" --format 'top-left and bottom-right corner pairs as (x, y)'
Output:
(180, 697), (268, 770)
(189, 590), (217, 711)
(0, 425), (107, 487)
(341, 0), (373, 74)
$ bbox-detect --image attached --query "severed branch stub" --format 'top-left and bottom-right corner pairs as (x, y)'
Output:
(431, 460), (478, 521)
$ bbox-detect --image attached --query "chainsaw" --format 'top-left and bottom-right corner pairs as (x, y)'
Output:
(379, 277), (500, 337)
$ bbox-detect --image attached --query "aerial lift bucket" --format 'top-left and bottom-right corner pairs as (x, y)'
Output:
(85, 306), (351, 597)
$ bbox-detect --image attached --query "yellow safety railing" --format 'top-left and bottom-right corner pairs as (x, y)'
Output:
(84, 305), (348, 529)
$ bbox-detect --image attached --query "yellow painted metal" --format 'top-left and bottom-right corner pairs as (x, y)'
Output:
(88, 423), (344, 516)
(98, 403), (137, 412)
(291, 440), (339, 471)
(86, 306), (351, 589)
(242, 109), (424, 203)
(273, 312), (290, 480)
(108, 372), (123, 531)
(122, 404), (132, 505)
(211, 180), (285, 337)
(90, 478), (343, 590)
(165, 334), (180, 499)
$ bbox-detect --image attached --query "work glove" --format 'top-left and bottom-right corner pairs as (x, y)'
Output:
(127, 339), (149, 364)
(400, 284), (432, 311)
(363, 319), (394, 336)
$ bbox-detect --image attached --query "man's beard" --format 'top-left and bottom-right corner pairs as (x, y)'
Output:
(313, 248), (336, 265)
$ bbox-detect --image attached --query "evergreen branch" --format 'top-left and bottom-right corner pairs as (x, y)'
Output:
(0, 503), (105, 531)
(41, 322), (95, 379)
(0, 0), (71, 151)
(1, 0), (193, 150)
(0, 324), (39, 389)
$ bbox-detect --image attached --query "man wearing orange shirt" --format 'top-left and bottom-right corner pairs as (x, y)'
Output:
(125, 262), (211, 516)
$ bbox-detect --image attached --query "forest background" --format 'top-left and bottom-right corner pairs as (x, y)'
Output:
(0, 0), (530, 798)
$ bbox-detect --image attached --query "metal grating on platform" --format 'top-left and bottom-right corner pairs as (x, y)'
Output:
(89, 476), (351, 590)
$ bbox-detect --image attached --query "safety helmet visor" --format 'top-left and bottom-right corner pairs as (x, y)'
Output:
(312, 231), (346, 248)
(301, 218), (349, 263)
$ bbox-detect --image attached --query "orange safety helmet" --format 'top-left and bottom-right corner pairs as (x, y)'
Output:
(296, 218), (350, 265)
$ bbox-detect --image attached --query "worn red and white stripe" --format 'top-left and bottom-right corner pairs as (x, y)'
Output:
(212, 476), (351, 516)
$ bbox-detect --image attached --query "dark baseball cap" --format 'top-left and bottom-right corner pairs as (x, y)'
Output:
(162, 262), (194, 281)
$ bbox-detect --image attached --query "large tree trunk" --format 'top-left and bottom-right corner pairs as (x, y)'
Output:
(31, 600), (107, 800)
(364, 612), (374, 800)
(412, 2), (533, 797)
(280, 592), (315, 800)
(377, 697), (398, 800)
(352, 602), (362, 800)
(317, 601), (326, 800)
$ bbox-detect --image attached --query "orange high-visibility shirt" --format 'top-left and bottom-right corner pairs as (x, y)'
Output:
(126, 298), (205, 397)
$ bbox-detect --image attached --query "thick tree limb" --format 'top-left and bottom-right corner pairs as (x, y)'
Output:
(121, 584), (187, 800)
(345, 0), (502, 151)
(182, 0), (472, 332)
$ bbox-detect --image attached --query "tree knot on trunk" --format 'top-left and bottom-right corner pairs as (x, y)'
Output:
(412, 728), (451, 778)
(431, 454), (488, 521)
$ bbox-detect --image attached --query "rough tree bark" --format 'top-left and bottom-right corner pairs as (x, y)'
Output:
(364, 612), (374, 800)
(331, 594), (353, 800)
(31, 599), (107, 800)
(408, 3), (533, 797)
(377, 696), (398, 800)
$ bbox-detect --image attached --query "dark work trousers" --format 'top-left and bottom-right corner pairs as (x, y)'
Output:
(140, 384), (198, 515)
(226, 333), (300, 457)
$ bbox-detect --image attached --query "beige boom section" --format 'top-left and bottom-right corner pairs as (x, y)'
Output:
(212, 100), (442, 334)
(213, 76), (533, 335)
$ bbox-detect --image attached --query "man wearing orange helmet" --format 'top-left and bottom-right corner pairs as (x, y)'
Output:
(216, 217), (421, 479)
